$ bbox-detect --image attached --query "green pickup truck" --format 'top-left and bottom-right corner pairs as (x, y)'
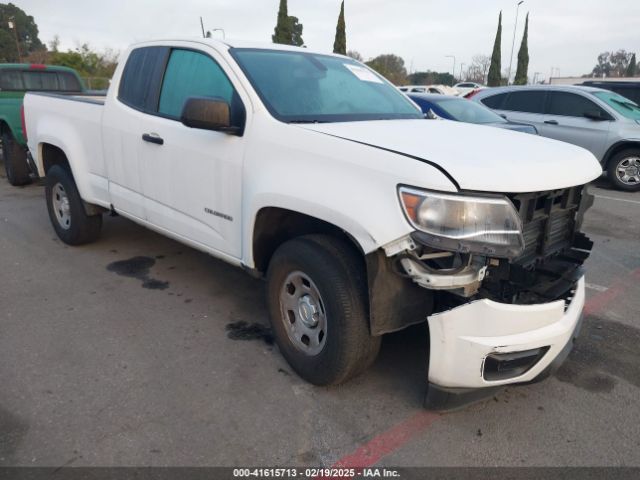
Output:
(0, 64), (86, 185)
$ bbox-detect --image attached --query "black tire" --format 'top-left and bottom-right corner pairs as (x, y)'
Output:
(45, 165), (102, 245)
(2, 131), (31, 186)
(266, 234), (381, 386)
(607, 149), (640, 192)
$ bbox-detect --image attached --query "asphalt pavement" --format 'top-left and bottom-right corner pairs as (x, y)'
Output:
(1, 170), (638, 468)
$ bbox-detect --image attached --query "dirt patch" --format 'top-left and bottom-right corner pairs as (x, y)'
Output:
(226, 321), (274, 345)
(106, 256), (169, 290)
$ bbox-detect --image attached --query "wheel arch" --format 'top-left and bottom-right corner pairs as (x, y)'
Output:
(602, 140), (640, 168)
(39, 142), (72, 175)
(251, 207), (367, 275)
(251, 207), (434, 337)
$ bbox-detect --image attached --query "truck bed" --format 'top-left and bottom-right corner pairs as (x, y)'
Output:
(24, 90), (109, 208)
(28, 91), (106, 106)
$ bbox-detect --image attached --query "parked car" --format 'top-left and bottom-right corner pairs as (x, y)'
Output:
(454, 82), (484, 97)
(408, 93), (537, 134)
(399, 85), (459, 96)
(581, 80), (640, 105)
(0, 63), (86, 185)
(24, 39), (601, 410)
(473, 85), (640, 191)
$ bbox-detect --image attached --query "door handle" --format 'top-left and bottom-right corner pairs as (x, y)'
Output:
(544, 120), (559, 125)
(142, 133), (164, 145)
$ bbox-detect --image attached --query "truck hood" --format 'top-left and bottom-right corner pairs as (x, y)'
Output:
(299, 119), (602, 193)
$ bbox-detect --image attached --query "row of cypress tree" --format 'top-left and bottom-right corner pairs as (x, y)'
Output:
(488, 11), (530, 86)
(273, 0), (347, 55)
(273, 2), (531, 86)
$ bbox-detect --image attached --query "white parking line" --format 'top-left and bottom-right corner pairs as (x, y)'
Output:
(586, 283), (609, 293)
(593, 194), (640, 205)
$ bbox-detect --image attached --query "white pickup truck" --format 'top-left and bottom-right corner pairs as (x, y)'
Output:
(24, 39), (602, 409)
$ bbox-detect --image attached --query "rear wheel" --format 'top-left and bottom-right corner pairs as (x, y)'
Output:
(1, 131), (31, 186)
(45, 165), (102, 245)
(266, 234), (381, 386)
(607, 149), (640, 192)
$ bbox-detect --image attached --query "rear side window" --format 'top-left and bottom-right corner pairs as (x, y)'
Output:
(23, 71), (59, 90)
(546, 92), (605, 117)
(502, 91), (546, 114)
(57, 72), (82, 91)
(0, 70), (23, 90)
(481, 92), (508, 109)
(158, 49), (235, 118)
(118, 46), (168, 111)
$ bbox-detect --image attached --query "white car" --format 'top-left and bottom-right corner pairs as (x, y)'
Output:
(399, 84), (459, 96)
(24, 38), (601, 410)
(454, 82), (484, 97)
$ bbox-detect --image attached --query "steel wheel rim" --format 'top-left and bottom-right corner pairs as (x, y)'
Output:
(52, 182), (71, 230)
(616, 156), (640, 185)
(279, 271), (327, 356)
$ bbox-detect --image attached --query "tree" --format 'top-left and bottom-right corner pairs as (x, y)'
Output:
(289, 16), (304, 47)
(625, 53), (637, 77)
(333, 1), (346, 55)
(366, 54), (407, 85)
(408, 71), (455, 86)
(487, 11), (502, 87)
(272, 0), (292, 45)
(468, 54), (491, 84)
(592, 50), (634, 78)
(514, 13), (529, 85)
(0, 3), (45, 62)
(272, 0), (304, 46)
(347, 50), (363, 62)
(26, 42), (119, 90)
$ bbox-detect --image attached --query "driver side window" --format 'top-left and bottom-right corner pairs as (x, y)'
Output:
(158, 49), (235, 118)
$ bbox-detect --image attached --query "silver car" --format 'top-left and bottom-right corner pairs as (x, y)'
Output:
(473, 85), (640, 191)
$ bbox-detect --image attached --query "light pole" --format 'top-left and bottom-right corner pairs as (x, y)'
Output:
(459, 63), (466, 82)
(507, 1), (524, 85)
(7, 18), (22, 63)
(445, 55), (456, 86)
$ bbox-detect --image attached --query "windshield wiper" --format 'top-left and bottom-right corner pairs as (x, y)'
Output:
(288, 119), (328, 124)
(612, 98), (640, 111)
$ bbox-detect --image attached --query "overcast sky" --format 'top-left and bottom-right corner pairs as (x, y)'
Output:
(16, 0), (640, 81)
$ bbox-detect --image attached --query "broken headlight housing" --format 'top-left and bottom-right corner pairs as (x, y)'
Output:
(399, 186), (525, 259)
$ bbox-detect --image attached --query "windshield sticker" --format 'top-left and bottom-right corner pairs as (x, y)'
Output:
(344, 64), (384, 84)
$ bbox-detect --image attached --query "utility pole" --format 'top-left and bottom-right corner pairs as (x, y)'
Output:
(8, 18), (22, 63)
(445, 55), (456, 86)
(459, 63), (466, 82)
(507, 1), (524, 85)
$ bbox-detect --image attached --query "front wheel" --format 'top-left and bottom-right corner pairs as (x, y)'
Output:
(2, 131), (31, 186)
(45, 165), (102, 245)
(266, 235), (381, 386)
(607, 149), (640, 192)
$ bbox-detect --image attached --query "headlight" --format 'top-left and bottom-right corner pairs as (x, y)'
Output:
(399, 186), (525, 258)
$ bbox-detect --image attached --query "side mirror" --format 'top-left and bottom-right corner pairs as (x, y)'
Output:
(180, 97), (243, 135)
(583, 110), (608, 121)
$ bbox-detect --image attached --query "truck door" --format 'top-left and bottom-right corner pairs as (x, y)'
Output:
(102, 46), (169, 220)
(137, 47), (247, 258)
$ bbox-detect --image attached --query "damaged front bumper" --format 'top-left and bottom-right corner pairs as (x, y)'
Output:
(425, 276), (585, 410)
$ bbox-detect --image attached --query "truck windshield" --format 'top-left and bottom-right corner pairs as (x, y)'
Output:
(593, 91), (640, 120)
(231, 48), (422, 123)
